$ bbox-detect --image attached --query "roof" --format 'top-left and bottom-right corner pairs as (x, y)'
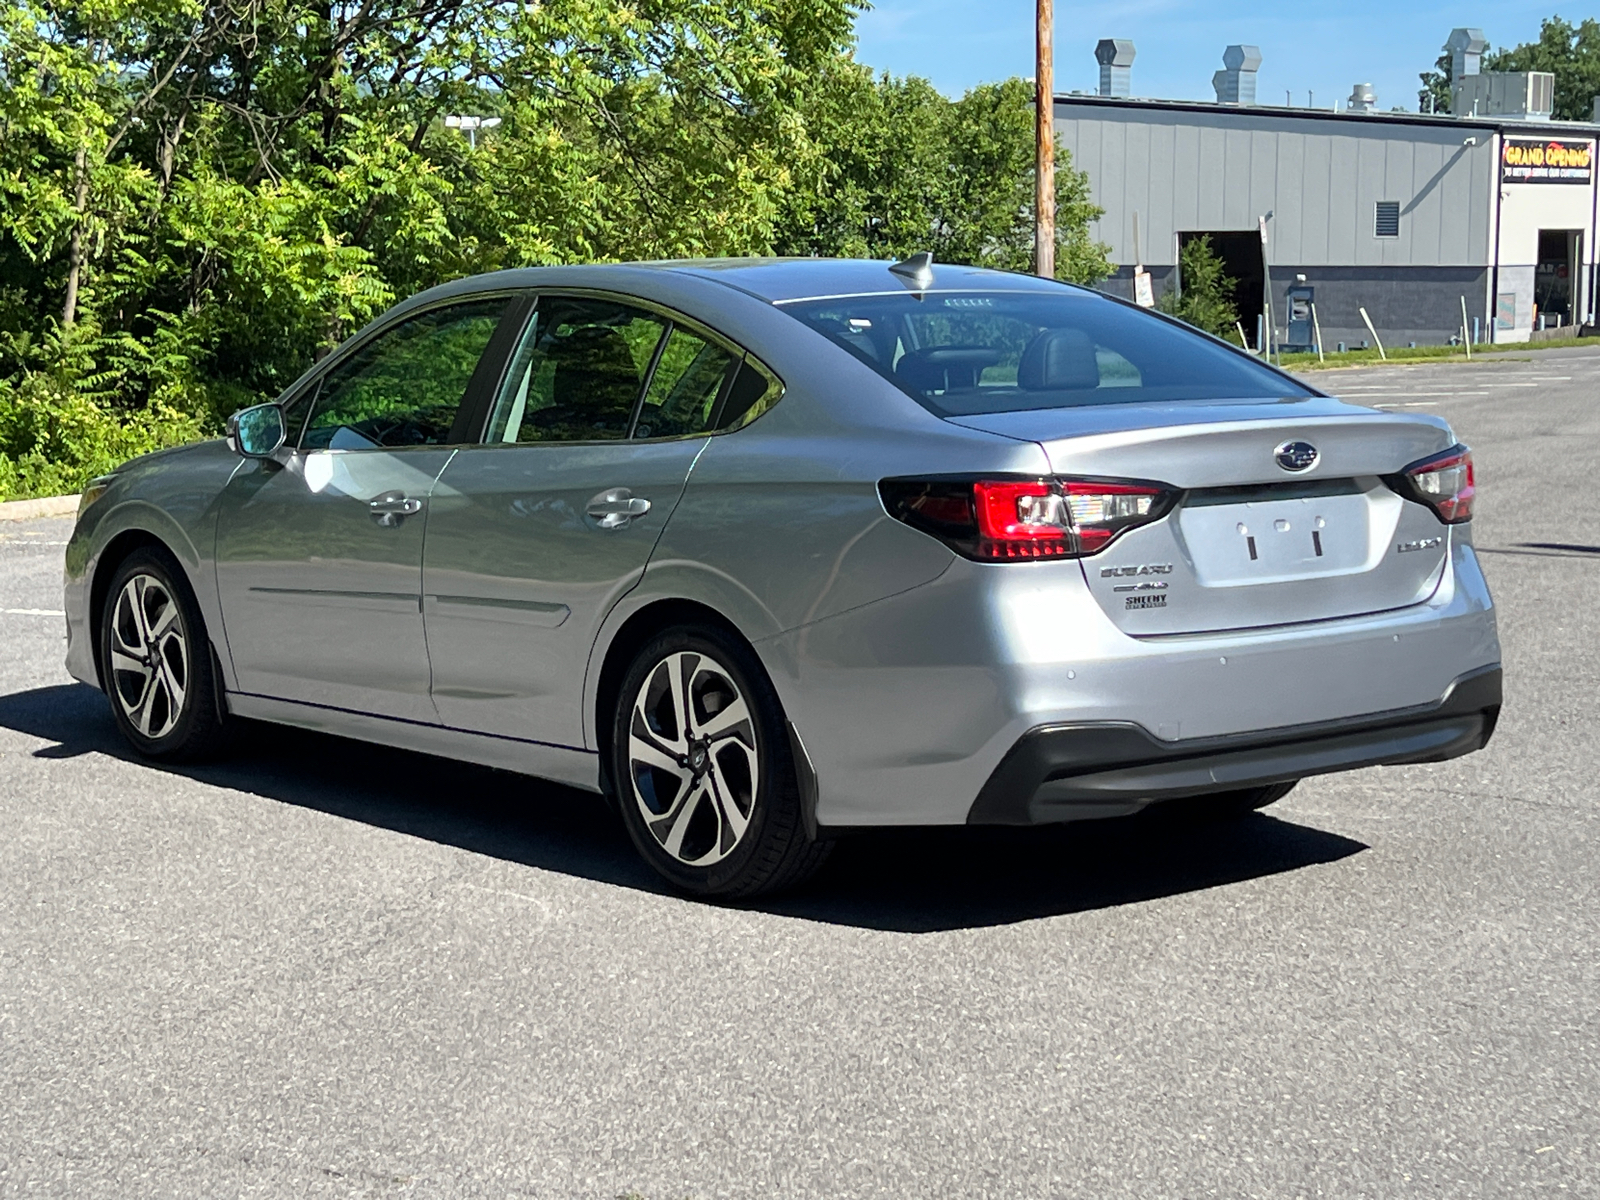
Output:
(663, 257), (1073, 304)
(1052, 91), (1600, 138)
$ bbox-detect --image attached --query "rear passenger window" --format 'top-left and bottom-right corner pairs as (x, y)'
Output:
(633, 328), (737, 439)
(488, 298), (666, 443)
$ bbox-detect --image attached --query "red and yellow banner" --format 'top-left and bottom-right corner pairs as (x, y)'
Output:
(1502, 138), (1593, 184)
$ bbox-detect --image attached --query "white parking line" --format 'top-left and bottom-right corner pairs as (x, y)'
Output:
(2, 608), (65, 617)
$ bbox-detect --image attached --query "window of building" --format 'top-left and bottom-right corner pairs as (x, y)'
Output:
(1374, 201), (1400, 238)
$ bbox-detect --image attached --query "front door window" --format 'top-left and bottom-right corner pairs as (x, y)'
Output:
(303, 298), (508, 450)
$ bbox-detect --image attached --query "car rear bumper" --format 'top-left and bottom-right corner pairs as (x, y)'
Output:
(967, 664), (1501, 825)
(762, 542), (1500, 828)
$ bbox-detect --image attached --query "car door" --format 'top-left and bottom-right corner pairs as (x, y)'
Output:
(422, 293), (757, 747)
(214, 295), (519, 720)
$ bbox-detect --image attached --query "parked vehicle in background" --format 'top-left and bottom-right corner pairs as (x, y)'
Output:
(65, 258), (1501, 896)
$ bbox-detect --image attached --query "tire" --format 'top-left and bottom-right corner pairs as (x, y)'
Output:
(99, 546), (231, 762)
(1184, 780), (1299, 821)
(610, 624), (831, 898)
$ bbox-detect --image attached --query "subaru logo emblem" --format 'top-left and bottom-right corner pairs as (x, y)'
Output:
(1274, 440), (1319, 472)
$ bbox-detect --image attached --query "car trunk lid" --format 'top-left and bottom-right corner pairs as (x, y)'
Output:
(951, 399), (1457, 635)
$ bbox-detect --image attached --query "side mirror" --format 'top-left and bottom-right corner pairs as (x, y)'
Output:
(227, 403), (287, 458)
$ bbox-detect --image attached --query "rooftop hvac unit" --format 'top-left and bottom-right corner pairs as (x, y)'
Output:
(1453, 71), (1554, 120)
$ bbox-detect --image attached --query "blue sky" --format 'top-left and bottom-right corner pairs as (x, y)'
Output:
(853, 2), (1569, 112)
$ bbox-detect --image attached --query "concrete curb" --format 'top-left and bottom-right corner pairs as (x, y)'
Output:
(0, 494), (79, 521)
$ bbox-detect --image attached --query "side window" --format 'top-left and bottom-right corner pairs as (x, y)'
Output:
(633, 327), (737, 439)
(302, 298), (507, 450)
(718, 359), (779, 430)
(488, 297), (667, 443)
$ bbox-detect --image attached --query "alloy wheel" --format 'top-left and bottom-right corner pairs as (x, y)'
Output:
(627, 650), (759, 866)
(108, 573), (190, 740)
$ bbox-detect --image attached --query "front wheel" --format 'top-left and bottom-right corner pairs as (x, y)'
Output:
(99, 546), (230, 762)
(611, 625), (831, 898)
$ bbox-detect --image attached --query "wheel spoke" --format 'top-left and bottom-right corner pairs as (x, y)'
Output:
(706, 767), (750, 846)
(698, 693), (753, 745)
(156, 652), (186, 718)
(129, 577), (155, 645)
(670, 652), (697, 738)
(145, 598), (180, 641)
(131, 672), (162, 736)
(109, 648), (152, 682)
(113, 581), (148, 656)
(629, 722), (689, 779)
(653, 777), (709, 860)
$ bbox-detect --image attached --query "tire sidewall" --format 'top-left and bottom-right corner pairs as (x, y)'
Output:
(610, 625), (795, 896)
(99, 547), (214, 760)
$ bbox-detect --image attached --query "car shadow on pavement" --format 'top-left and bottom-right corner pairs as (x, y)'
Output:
(0, 683), (1368, 934)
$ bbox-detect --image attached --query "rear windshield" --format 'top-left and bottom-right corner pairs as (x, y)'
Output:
(781, 289), (1313, 416)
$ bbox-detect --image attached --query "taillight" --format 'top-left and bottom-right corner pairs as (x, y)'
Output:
(880, 476), (1175, 561)
(1389, 445), (1474, 524)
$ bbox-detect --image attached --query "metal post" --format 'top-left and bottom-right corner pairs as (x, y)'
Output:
(1035, 0), (1055, 279)
(1461, 295), (1472, 359)
(1359, 306), (1387, 360)
(1311, 302), (1325, 363)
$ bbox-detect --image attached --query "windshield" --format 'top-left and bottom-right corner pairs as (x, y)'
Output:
(781, 289), (1313, 417)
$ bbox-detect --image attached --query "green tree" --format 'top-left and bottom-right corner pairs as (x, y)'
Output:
(1418, 50), (1455, 114)
(776, 72), (1111, 284)
(1485, 16), (1600, 121)
(0, 0), (1116, 499)
(1156, 236), (1240, 342)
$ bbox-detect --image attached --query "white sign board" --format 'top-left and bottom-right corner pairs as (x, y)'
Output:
(1133, 270), (1155, 308)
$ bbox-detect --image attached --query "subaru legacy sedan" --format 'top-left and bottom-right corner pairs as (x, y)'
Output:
(65, 257), (1500, 896)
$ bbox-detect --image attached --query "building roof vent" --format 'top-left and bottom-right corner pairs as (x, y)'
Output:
(1347, 83), (1378, 112)
(1446, 28), (1487, 81)
(1212, 45), (1262, 105)
(1095, 39), (1136, 98)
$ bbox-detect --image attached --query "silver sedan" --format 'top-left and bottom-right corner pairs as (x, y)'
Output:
(64, 257), (1501, 896)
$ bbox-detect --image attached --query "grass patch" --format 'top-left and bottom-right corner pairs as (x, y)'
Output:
(1276, 336), (1600, 371)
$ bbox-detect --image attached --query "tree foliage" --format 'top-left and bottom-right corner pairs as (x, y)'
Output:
(1156, 236), (1240, 342)
(1485, 16), (1600, 121)
(0, 0), (1109, 497)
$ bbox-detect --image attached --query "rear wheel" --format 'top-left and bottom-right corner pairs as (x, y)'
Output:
(611, 625), (830, 898)
(99, 547), (230, 762)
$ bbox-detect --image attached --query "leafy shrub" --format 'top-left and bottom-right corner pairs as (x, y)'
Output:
(0, 372), (209, 501)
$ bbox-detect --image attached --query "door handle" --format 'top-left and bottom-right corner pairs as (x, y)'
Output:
(586, 488), (652, 529)
(369, 491), (423, 527)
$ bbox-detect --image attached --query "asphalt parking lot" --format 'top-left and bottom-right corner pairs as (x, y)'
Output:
(2, 348), (1598, 1198)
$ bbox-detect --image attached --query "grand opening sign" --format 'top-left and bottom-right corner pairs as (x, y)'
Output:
(1502, 138), (1593, 184)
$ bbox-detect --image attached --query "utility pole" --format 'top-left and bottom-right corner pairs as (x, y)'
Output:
(1035, 0), (1055, 278)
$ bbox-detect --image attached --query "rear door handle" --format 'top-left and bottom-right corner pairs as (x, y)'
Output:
(369, 491), (423, 526)
(586, 488), (652, 529)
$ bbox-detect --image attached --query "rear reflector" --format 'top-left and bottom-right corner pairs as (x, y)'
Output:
(1389, 445), (1474, 524)
(881, 476), (1175, 561)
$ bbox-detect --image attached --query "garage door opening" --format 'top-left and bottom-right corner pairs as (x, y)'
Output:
(1178, 231), (1265, 348)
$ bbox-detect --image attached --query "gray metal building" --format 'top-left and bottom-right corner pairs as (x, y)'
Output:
(1055, 42), (1600, 349)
